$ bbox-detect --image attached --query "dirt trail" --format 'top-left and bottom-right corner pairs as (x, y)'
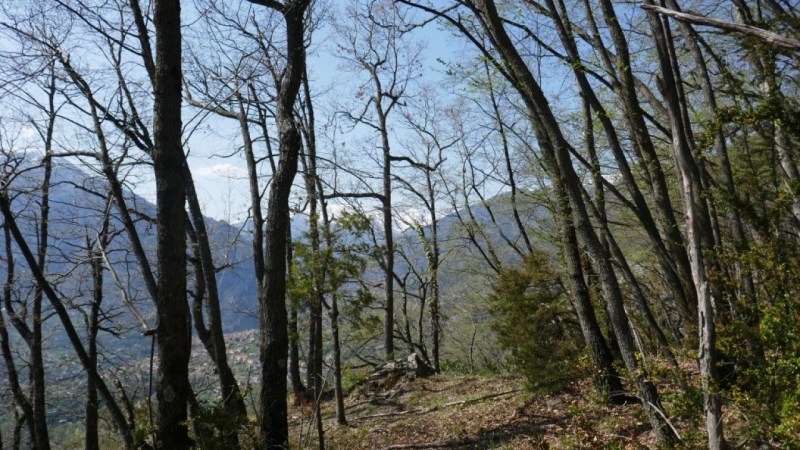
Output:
(289, 374), (662, 449)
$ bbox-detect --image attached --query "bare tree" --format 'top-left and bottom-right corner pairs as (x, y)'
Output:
(245, 0), (311, 447)
(394, 92), (454, 373)
(296, 64), (329, 447)
(0, 160), (139, 448)
(148, 0), (193, 447)
(0, 56), (61, 450)
(0, 206), (36, 449)
(335, 0), (422, 359)
(642, 2), (726, 447)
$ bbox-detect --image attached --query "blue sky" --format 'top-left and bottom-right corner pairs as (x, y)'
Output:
(178, 0), (465, 223)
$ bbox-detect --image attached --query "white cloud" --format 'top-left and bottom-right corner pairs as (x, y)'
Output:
(326, 203), (354, 218)
(194, 163), (248, 179)
(20, 126), (38, 141)
(189, 162), (250, 221)
(394, 207), (429, 231)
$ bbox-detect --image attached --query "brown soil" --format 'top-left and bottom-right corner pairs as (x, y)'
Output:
(287, 373), (689, 449)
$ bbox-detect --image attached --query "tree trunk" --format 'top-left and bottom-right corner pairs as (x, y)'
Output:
(286, 225), (306, 397)
(427, 173), (441, 374)
(258, 126), (297, 449)
(258, 108), (295, 449)
(643, 3), (726, 448)
(596, 0), (696, 322)
(152, 0), (192, 447)
(0, 194), (137, 449)
(470, 1), (676, 443)
(561, 204), (625, 400)
(550, 0), (691, 332)
(314, 131), (347, 426)
(0, 225), (36, 448)
(300, 69), (326, 449)
(251, 1), (310, 447)
(29, 67), (58, 450)
(183, 165), (248, 437)
(378, 101), (396, 360)
(240, 92), (310, 401)
(85, 226), (108, 450)
(13, 407), (24, 450)
(330, 291), (348, 425)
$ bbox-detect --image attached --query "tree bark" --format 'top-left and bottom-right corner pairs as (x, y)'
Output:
(247, 0), (311, 447)
(152, 0), (192, 447)
(426, 172), (442, 374)
(377, 87), (396, 360)
(0, 225), (36, 448)
(183, 165), (248, 432)
(28, 65), (58, 450)
(560, 202), (625, 400)
(594, 0), (696, 322)
(665, 0), (756, 323)
(315, 143), (348, 427)
(330, 290), (348, 425)
(85, 227), (106, 450)
(643, 3), (726, 447)
(548, 0), (691, 334)
(300, 67), (326, 450)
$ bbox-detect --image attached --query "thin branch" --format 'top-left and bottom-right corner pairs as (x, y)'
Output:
(324, 191), (387, 202)
(247, 0), (286, 12)
(96, 236), (151, 333)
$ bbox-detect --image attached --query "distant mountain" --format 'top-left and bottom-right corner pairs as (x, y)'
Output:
(1, 155), (555, 434)
(3, 153), (558, 361)
(1, 156), (261, 355)
(394, 190), (553, 286)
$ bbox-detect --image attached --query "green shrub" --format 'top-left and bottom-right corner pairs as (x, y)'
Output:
(188, 398), (258, 450)
(714, 237), (800, 446)
(488, 251), (584, 392)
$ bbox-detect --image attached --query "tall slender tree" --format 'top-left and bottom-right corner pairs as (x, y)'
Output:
(246, 0), (311, 446)
(151, 0), (192, 447)
(335, 0), (421, 358)
(643, 2), (726, 447)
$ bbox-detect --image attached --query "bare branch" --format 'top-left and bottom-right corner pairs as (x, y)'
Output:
(642, 4), (800, 51)
(247, 0), (286, 12)
(324, 191), (387, 202)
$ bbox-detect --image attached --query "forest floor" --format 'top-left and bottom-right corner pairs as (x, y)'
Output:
(286, 369), (703, 449)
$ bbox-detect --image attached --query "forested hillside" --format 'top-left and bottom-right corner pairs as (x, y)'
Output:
(1, 0), (799, 449)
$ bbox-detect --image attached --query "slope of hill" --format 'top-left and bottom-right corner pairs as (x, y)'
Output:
(3, 156), (262, 340)
(2, 156), (556, 437)
(291, 368), (705, 449)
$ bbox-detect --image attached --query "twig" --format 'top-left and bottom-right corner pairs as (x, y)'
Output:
(618, 392), (685, 445)
(97, 236), (151, 333)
